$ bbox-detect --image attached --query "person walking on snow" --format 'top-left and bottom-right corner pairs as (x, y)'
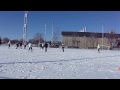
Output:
(16, 42), (19, 49)
(28, 42), (33, 52)
(19, 42), (22, 49)
(8, 41), (11, 49)
(44, 42), (48, 52)
(24, 42), (27, 49)
(42, 43), (44, 49)
(62, 43), (65, 52)
(97, 43), (100, 53)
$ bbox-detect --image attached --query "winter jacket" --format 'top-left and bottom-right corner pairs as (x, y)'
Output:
(97, 44), (100, 49)
(62, 44), (64, 48)
(44, 43), (48, 48)
(28, 43), (32, 47)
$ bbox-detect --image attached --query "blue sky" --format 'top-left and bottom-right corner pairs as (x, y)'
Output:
(0, 11), (120, 41)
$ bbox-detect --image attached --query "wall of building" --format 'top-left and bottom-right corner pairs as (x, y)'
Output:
(62, 36), (112, 48)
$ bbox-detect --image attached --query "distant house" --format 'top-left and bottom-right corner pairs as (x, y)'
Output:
(61, 31), (120, 49)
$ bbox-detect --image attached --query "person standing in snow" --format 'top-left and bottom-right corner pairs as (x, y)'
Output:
(24, 42), (27, 49)
(44, 42), (48, 52)
(42, 43), (44, 49)
(97, 43), (100, 53)
(16, 42), (19, 49)
(8, 41), (11, 49)
(28, 42), (33, 52)
(62, 43), (65, 52)
(38, 42), (40, 48)
(40, 43), (42, 49)
(19, 42), (22, 49)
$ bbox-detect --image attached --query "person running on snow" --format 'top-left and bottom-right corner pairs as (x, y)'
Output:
(62, 43), (65, 52)
(28, 42), (33, 52)
(97, 43), (100, 53)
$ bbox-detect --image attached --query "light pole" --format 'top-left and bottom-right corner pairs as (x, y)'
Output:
(102, 23), (104, 49)
(23, 11), (28, 44)
(44, 23), (47, 42)
(52, 21), (54, 44)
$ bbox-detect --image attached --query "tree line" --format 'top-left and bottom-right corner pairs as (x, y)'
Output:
(0, 31), (61, 46)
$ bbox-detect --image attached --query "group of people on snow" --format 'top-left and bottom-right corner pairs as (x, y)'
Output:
(7, 41), (26, 49)
(7, 40), (101, 53)
(7, 41), (65, 52)
(27, 42), (49, 52)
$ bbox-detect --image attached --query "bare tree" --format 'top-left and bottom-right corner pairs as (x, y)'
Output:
(88, 32), (98, 48)
(11, 39), (19, 44)
(106, 31), (116, 49)
(72, 33), (78, 47)
(53, 29), (60, 44)
(105, 29), (120, 49)
(3, 37), (10, 44)
(28, 39), (34, 43)
(34, 33), (44, 44)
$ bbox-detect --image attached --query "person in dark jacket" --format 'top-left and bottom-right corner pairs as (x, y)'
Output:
(44, 42), (48, 52)
(16, 42), (19, 49)
(40, 43), (42, 49)
(24, 42), (27, 49)
(62, 43), (65, 52)
(20, 42), (22, 49)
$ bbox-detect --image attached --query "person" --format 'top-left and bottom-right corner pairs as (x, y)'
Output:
(16, 42), (19, 49)
(44, 42), (48, 52)
(19, 42), (22, 49)
(97, 43), (100, 53)
(42, 43), (44, 49)
(8, 41), (11, 49)
(28, 42), (33, 52)
(62, 43), (65, 52)
(38, 42), (40, 48)
(40, 43), (42, 49)
(24, 42), (27, 49)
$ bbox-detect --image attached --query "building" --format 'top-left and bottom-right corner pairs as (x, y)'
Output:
(79, 27), (87, 32)
(62, 31), (120, 49)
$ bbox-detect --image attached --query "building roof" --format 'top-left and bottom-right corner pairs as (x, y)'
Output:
(62, 31), (120, 38)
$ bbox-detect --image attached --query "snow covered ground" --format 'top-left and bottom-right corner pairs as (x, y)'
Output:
(0, 45), (120, 79)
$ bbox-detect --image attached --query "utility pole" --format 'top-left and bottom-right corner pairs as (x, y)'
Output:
(23, 11), (28, 44)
